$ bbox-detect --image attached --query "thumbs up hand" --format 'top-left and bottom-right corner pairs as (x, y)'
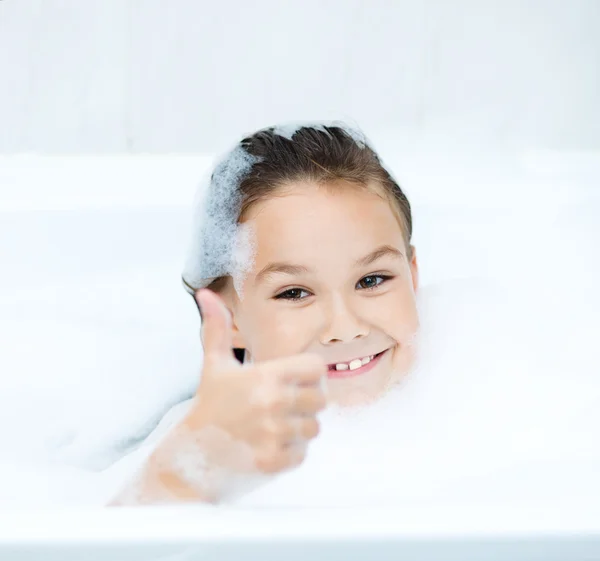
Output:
(133, 289), (328, 504)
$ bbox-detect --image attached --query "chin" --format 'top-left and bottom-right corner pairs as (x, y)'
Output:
(328, 381), (390, 408)
(327, 369), (394, 408)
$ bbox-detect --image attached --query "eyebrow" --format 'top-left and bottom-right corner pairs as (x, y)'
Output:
(256, 262), (311, 283)
(255, 245), (404, 284)
(354, 245), (404, 267)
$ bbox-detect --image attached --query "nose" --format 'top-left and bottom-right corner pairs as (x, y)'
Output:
(319, 295), (369, 345)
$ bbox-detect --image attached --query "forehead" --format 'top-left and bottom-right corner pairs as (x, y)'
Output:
(242, 181), (405, 264)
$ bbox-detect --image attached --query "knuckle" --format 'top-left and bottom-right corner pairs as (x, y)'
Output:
(304, 418), (320, 439)
(298, 390), (326, 413)
(255, 450), (285, 474)
(265, 395), (285, 413)
(254, 387), (284, 413)
(260, 418), (278, 438)
(261, 418), (287, 441)
(313, 393), (327, 411)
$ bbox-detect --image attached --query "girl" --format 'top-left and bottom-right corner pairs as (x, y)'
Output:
(111, 122), (420, 505)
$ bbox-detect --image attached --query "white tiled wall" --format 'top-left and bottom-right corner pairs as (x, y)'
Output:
(0, 0), (597, 153)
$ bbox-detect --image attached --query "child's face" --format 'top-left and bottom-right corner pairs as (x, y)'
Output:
(222, 181), (419, 406)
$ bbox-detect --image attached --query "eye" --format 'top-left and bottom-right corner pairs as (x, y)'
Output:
(274, 288), (311, 300)
(356, 275), (392, 290)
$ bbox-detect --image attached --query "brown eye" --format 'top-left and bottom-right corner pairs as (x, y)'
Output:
(274, 288), (310, 300)
(357, 275), (391, 290)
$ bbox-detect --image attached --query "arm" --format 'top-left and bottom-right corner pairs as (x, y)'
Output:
(106, 398), (215, 506)
(108, 447), (213, 506)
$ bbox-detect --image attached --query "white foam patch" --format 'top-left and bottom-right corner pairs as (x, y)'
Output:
(230, 221), (257, 300)
(181, 145), (260, 293)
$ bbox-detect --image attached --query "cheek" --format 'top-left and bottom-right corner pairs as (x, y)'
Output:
(372, 284), (419, 339)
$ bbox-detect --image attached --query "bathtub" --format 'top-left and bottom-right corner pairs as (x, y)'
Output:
(0, 503), (600, 560)
(0, 154), (599, 559)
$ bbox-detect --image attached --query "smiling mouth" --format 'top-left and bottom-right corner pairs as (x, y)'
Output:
(326, 349), (388, 379)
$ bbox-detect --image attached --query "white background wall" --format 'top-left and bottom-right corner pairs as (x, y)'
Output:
(0, 0), (598, 153)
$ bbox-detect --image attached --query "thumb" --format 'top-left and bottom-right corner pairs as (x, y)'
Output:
(194, 289), (234, 364)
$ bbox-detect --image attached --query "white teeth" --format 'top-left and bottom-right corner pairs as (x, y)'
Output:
(334, 355), (376, 371)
